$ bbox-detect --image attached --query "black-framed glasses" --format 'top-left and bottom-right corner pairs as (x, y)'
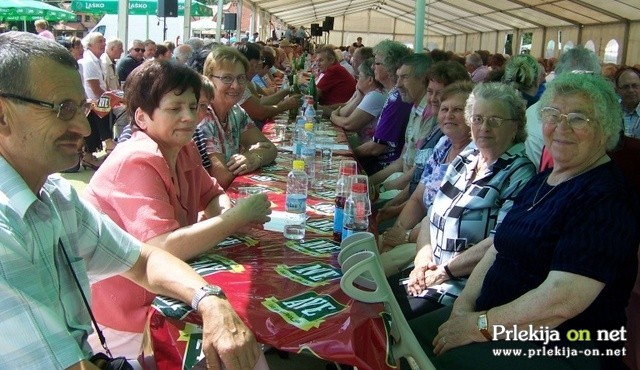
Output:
(209, 74), (248, 85)
(540, 107), (591, 129)
(132, 48), (144, 52)
(468, 115), (516, 128)
(0, 93), (93, 121)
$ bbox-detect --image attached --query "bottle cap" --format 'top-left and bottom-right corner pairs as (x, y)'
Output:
(304, 122), (314, 131)
(292, 160), (305, 170)
(351, 183), (367, 193)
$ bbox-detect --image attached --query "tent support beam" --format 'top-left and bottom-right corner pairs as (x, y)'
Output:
(117, 0), (128, 47)
(415, 0), (425, 51)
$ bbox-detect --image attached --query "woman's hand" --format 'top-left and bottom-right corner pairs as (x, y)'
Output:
(406, 247), (437, 296)
(227, 153), (259, 175)
(432, 311), (481, 355)
(380, 225), (408, 252)
(233, 193), (272, 228)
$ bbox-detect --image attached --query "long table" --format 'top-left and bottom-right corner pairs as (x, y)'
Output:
(149, 121), (394, 370)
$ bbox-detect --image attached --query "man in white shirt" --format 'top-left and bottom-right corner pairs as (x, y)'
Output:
(100, 38), (123, 91)
(80, 32), (111, 166)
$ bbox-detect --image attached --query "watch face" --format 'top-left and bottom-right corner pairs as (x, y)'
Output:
(478, 314), (488, 329)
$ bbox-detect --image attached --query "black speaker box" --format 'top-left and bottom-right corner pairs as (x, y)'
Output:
(223, 13), (237, 30)
(157, 0), (178, 17)
(322, 16), (334, 31)
(311, 23), (322, 36)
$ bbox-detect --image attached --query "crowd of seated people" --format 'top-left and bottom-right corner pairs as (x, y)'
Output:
(39, 29), (640, 370)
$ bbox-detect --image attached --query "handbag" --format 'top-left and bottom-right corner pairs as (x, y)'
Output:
(59, 240), (134, 370)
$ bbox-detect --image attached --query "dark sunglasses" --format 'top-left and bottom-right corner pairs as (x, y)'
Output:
(132, 48), (144, 52)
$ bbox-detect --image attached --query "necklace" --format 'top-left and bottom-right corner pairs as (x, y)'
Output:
(526, 177), (556, 211)
(526, 154), (608, 211)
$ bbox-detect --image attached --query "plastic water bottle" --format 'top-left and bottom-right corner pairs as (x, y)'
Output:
(342, 182), (369, 241)
(284, 160), (308, 240)
(292, 118), (305, 159)
(304, 96), (316, 123)
(333, 166), (356, 241)
(301, 122), (316, 188)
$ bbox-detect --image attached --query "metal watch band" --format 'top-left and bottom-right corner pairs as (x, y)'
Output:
(191, 284), (225, 311)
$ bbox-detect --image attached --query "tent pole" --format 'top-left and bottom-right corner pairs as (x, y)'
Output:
(117, 0), (128, 48)
(216, 0), (223, 43)
(415, 0), (425, 51)
(183, 0), (192, 44)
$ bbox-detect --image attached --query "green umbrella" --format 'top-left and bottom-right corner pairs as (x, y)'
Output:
(71, 0), (212, 17)
(0, 0), (77, 22)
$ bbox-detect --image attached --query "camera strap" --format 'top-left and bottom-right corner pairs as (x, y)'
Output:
(58, 239), (113, 358)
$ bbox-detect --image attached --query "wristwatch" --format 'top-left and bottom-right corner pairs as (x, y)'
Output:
(191, 284), (226, 311)
(477, 312), (493, 341)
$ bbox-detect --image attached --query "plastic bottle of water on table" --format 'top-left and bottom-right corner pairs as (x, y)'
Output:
(342, 181), (370, 241)
(284, 160), (308, 240)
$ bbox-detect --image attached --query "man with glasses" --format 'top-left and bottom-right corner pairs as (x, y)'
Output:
(615, 66), (640, 138)
(116, 39), (145, 86)
(0, 31), (262, 369)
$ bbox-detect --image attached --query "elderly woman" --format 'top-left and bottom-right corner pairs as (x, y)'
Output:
(410, 73), (640, 370)
(199, 46), (278, 189)
(84, 61), (272, 359)
(380, 81), (475, 252)
(330, 58), (386, 145)
(353, 40), (413, 175)
(388, 82), (536, 319)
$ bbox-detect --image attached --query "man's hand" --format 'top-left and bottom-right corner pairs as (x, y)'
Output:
(199, 296), (261, 370)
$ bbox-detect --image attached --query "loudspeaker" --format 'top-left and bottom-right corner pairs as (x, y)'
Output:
(311, 23), (322, 36)
(322, 16), (334, 31)
(223, 13), (237, 30)
(157, 0), (178, 17)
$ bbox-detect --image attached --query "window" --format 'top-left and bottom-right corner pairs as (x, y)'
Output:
(563, 41), (574, 52)
(520, 32), (532, 55)
(584, 40), (596, 52)
(545, 40), (555, 59)
(603, 39), (619, 64)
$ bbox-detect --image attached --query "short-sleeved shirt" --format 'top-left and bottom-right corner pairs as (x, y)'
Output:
(116, 54), (143, 85)
(363, 87), (412, 173)
(419, 136), (475, 209)
(425, 143), (535, 304)
(430, 143), (535, 265)
(355, 89), (387, 143)
(199, 104), (256, 163)
(85, 131), (224, 332)
(402, 94), (440, 171)
(477, 162), (640, 351)
(316, 63), (356, 106)
(0, 157), (141, 368)
(80, 50), (106, 101)
(100, 53), (120, 91)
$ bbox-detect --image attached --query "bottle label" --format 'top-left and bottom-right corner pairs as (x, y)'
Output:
(333, 207), (344, 234)
(285, 194), (307, 213)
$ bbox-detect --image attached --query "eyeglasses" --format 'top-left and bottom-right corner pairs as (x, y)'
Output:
(468, 115), (516, 128)
(209, 74), (248, 85)
(619, 83), (640, 90)
(540, 107), (591, 129)
(0, 93), (92, 121)
(132, 48), (144, 52)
